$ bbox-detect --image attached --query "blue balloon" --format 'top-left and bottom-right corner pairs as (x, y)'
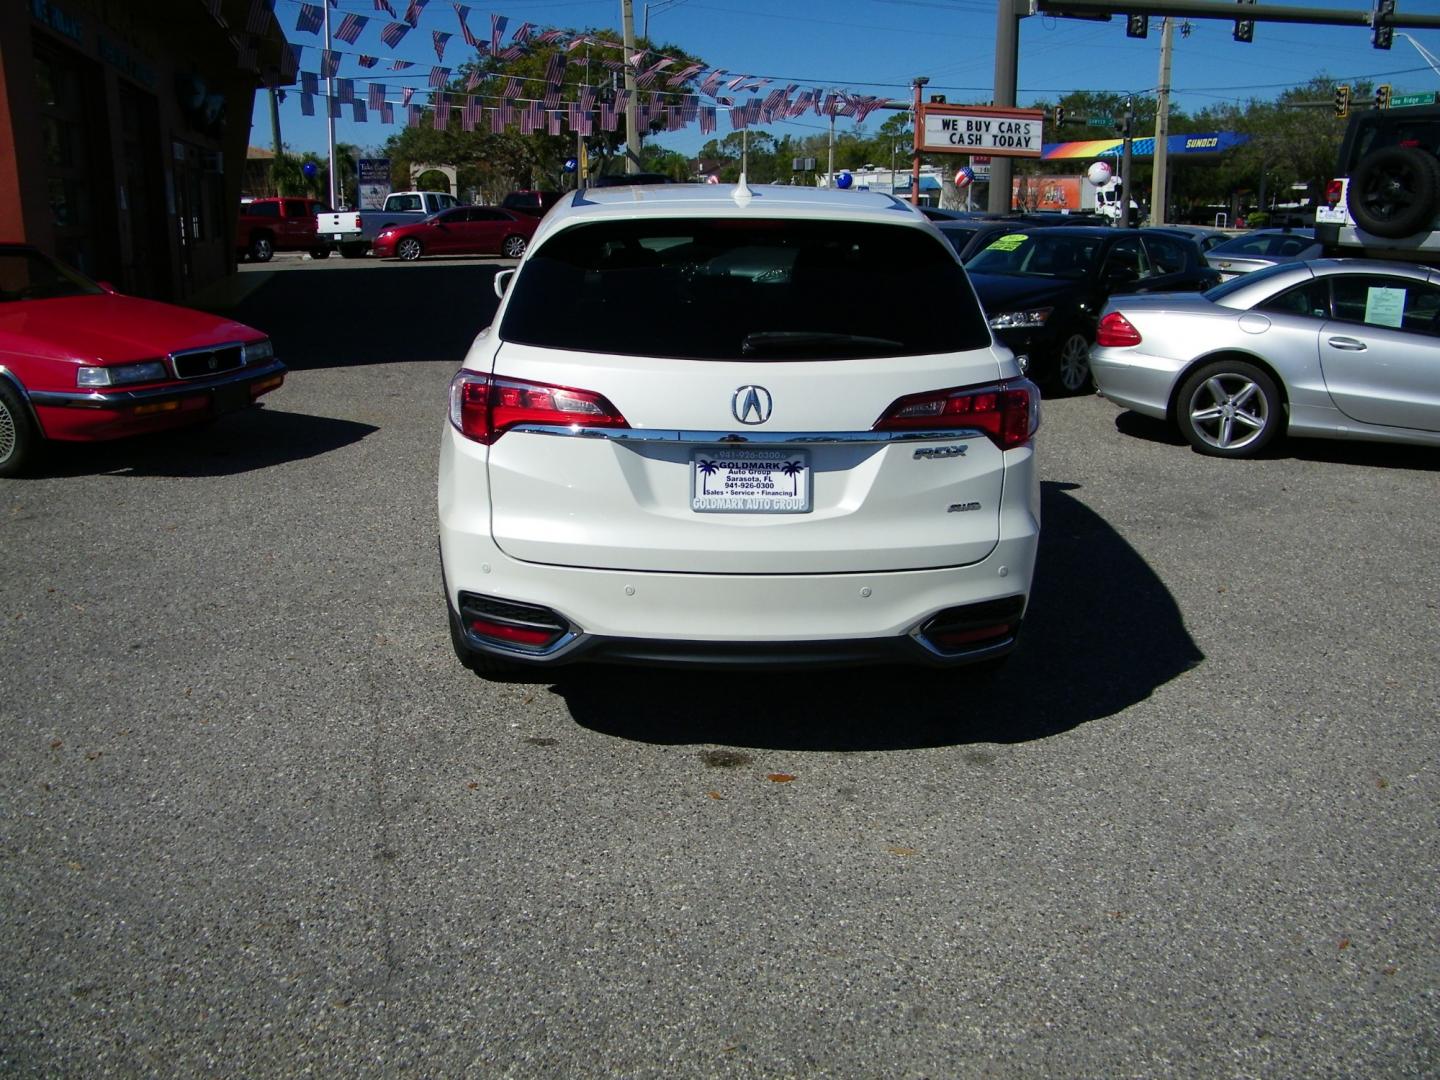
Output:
(563, 158), (578, 173)
(302, 162), (318, 178)
(836, 171), (853, 190)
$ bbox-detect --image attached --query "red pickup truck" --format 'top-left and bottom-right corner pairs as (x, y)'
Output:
(236, 197), (332, 262)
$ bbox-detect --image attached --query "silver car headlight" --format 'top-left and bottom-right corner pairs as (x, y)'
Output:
(244, 338), (275, 363)
(987, 307), (1053, 330)
(76, 360), (169, 388)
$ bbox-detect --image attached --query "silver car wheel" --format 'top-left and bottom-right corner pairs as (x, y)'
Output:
(397, 238), (423, 261)
(1176, 359), (1283, 459)
(0, 395), (15, 464)
(1057, 333), (1092, 394)
(501, 235), (527, 259)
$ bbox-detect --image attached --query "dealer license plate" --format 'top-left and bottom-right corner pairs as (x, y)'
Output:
(690, 448), (811, 514)
(333, 232), (345, 240)
(212, 382), (251, 415)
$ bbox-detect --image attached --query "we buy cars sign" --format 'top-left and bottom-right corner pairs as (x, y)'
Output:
(918, 104), (1044, 158)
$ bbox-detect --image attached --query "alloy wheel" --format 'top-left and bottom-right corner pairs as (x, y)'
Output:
(398, 238), (422, 261)
(1057, 333), (1092, 393)
(1186, 372), (1270, 452)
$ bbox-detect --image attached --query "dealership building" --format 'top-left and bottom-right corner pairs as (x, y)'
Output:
(0, 0), (290, 302)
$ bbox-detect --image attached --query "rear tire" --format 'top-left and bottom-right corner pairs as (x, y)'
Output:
(339, 242), (369, 259)
(1347, 146), (1440, 239)
(0, 380), (40, 478)
(1175, 358), (1282, 458)
(309, 247), (331, 260)
(249, 234), (274, 262)
(501, 235), (528, 259)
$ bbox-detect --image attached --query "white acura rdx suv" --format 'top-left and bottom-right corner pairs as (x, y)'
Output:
(439, 182), (1041, 676)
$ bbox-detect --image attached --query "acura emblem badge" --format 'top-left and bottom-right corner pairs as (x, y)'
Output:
(732, 385), (772, 425)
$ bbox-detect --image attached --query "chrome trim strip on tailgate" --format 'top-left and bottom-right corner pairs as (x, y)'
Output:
(508, 425), (987, 445)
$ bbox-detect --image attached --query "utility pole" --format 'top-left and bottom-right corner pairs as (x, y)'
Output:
(621, 0), (641, 174)
(1150, 16), (1174, 225)
(323, 0), (338, 206)
(827, 109), (836, 186)
(911, 77), (927, 206)
(268, 88), (283, 194)
(988, 0), (1025, 213)
(1120, 96), (1135, 227)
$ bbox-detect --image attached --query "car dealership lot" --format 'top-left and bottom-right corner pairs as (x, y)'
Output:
(2, 258), (1437, 1076)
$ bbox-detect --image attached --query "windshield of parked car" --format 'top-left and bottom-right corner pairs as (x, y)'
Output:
(1207, 231), (1316, 258)
(963, 231), (1101, 279)
(0, 249), (104, 302)
(501, 218), (991, 360)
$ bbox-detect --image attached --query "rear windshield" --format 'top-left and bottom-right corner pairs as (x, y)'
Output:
(500, 218), (990, 360)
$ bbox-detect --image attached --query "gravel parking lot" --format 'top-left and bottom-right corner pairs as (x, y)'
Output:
(2, 257), (1436, 1077)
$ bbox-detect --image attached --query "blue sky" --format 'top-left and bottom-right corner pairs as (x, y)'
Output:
(251, 0), (1440, 161)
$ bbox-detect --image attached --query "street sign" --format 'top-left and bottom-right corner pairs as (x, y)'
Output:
(1090, 115), (1115, 126)
(1392, 92), (1437, 108)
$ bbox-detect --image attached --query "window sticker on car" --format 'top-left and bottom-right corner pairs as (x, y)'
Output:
(1365, 286), (1406, 328)
(986, 233), (1029, 252)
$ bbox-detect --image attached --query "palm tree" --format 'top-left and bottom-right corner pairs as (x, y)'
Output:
(696, 458), (719, 494)
(781, 460), (805, 496)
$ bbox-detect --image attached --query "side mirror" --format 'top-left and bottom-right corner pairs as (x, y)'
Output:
(493, 268), (516, 299)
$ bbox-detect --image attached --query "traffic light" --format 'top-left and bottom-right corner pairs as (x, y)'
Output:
(1334, 84), (1350, 118)
(1373, 0), (1394, 49)
(1114, 115), (1130, 137)
(1053, 105), (1065, 127)
(1375, 84), (1392, 109)
(1234, 0), (1255, 42)
(1126, 14), (1148, 38)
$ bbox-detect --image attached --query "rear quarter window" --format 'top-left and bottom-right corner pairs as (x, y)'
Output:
(500, 218), (992, 361)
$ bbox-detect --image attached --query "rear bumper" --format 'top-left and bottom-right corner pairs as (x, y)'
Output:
(1090, 346), (1183, 419)
(27, 360), (285, 442)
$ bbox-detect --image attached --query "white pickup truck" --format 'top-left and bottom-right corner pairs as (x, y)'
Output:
(317, 191), (461, 257)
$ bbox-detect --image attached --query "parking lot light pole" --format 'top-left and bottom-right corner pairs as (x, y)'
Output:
(911, 77), (927, 206)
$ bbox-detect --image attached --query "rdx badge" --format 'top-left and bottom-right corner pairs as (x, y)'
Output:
(913, 445), (968, 459)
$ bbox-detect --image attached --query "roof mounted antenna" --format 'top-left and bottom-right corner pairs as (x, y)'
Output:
(733, 173), (753, 204)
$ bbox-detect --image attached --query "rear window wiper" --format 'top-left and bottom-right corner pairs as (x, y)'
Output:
(741, 331), (906, 356)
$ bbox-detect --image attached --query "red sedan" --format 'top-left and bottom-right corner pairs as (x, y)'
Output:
(372, 206), (538, 261)
(0, 244), (285, 477)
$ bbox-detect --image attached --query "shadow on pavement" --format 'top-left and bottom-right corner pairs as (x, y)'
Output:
(554, 481), (1203, 751)
(25, 406), (377, 479)
(1115, 409), (1440, 470)
(200, 263), (502, 370)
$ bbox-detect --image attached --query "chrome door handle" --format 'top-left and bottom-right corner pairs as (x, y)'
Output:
(1327, 337), (1367, 351)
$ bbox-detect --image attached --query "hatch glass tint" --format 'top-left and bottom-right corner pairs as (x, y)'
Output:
(499, 218), (991, 361)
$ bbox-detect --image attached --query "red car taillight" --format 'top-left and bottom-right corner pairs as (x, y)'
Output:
(1096, 311), (1142, 347)
(873, 378), (1039, 451)
(449, 372), (630, 445)
(353, 213), (363, 228)
(1325, 179), (1344, 208)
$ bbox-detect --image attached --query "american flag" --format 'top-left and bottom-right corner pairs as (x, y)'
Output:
(547, 111), (562, 136)
(391, 59), (414, 70)
(282, 43), (302, 81)
(489, 15), (508, 55)
(352, 101), (368, 123)
(454, 4), (477, 47)
(544, 52), (565, 87)
(246, 0), (273, 36)
(429, 66), (450, 88)
(301, 93), (315, 116)
(520, 102), (538, 135)
(295, 4), (322, 34)
(373, 0), (396, 15)
(494, 108), (509, 134)
(600, 101), (617, 132)
(637, 58), (674, 88)
(380, 21), (409, 48)
(466, 69), (484, 91)
(681, 98), (697, 122)
(369, 83), (386, 109)
(358, 55), (378, 68)
(336, 77), (355, 104)
(335, 13), (367, 44)
(300, 71), (319, 94)
(403, 0), (427, 28)
(512, 22), (534, 44)
(320, 49), (339, 77)
(701, 70), (727, 97)
(330, 96), (342, 119)
(543, 84), (561, 110)
(534, 28), (565, 45)
(432, 31), (451, 61)
(667, 63), (704, 88)
(700, 106), (715, 135)
(464, 95), (484, 131)
(402, 87), (414, 106)
(433, 94), (449, 130)
(407, 104), (422, 127)
(380, 102), (394, 124)
(501, 77), (521, 100)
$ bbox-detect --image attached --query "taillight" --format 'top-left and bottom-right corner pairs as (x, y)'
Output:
(1096, 311), (1142, 347)
(353, 213), (363, 228)
(448, 372), (630, 445)
(873, 378), (1039, 451)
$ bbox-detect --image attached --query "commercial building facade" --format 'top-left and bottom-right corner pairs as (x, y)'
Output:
(0, 0), (290, 302)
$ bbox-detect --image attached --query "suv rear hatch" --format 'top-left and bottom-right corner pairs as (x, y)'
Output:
(482, 215), (1019, 575)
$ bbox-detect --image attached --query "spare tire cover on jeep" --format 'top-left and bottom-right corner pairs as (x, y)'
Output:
(1347, 145), (1440, 239)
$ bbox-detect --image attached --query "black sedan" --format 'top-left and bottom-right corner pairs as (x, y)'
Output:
(964, 226), (1221, 394)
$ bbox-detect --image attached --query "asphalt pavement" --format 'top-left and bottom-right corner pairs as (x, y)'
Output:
(1, 257), (1437, 1077)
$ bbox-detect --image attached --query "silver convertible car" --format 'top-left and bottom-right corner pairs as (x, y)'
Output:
(1090, 259), (1440, 458)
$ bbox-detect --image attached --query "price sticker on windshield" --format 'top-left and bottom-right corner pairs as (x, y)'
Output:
(986, 233), (1030, 252)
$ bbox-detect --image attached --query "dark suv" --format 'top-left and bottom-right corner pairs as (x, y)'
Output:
(1316, 104), (1440, 260)
(500, 190), (561, 218)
